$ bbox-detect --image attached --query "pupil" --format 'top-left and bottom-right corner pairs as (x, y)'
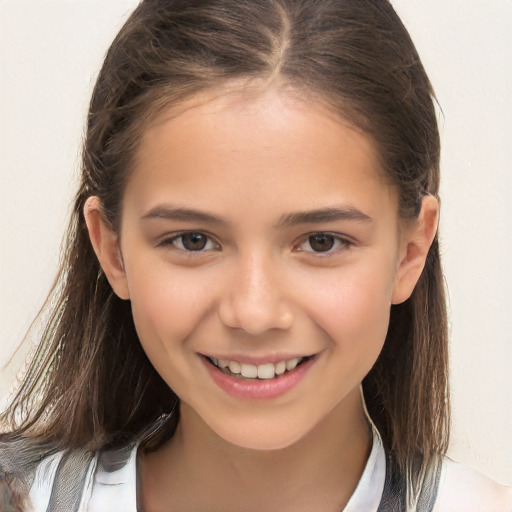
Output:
(309, 234), (334, 252)
(182, 233), (207, 251)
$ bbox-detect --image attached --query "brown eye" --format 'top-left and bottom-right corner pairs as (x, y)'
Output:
(157, 231), (222, 257)
(295, 232), (351, 255)
(164, 232), (219, 252)
(181, 233), (209, 251)
(308, 234), (335, 252)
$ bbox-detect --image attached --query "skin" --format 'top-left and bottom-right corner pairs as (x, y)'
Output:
(85, 87), (439, 512)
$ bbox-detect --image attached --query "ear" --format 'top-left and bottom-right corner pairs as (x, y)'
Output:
(84, 196), (130, 300)
(392, 195), (439, 305)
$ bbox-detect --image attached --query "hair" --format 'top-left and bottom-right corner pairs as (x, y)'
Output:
(1, 0), (449, 503)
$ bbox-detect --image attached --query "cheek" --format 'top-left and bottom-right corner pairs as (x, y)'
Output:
(126, 266), (216, 400)
(299, 262), (395, 354)
(125, 261), (211, 353)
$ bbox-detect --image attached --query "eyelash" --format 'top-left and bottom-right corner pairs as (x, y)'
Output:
(158, 231), (352, 256)
(294, 232), (353, 255)
(159, 232), (220, 253)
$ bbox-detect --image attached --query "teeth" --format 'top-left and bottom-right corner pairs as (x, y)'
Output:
(275, 361), (286, 375)
(257, 363), (275, 380)
(211, 356), (306, 380)
(240, 363), (258, 378)
(286, 358), (300, 371)
(229, 361), (241, 374)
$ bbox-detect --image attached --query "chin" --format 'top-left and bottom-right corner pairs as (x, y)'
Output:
(210, 418), (309, 452)
(225, 435), (303, 452)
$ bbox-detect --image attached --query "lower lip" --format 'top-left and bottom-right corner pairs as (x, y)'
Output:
(203, 356), (316, 400)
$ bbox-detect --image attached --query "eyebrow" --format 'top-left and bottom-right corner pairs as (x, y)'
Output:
(276, 206), (372, 227)
(141, 205), (229, 225)
(142, 204), (372, 228)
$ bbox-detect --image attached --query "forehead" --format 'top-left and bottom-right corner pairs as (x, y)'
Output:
(138, 84), (382, 167)
(126, 87), (397, 221)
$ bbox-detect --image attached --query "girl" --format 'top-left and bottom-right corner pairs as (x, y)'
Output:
(1, 0), (510, 510)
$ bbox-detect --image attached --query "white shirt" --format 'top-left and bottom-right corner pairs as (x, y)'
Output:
(27, 424), (512, 512)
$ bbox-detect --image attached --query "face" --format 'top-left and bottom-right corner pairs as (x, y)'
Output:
(103, 89), (413, 450)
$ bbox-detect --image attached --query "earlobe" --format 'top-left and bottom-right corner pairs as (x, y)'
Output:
(391, 195), (439, 305)
(84, 196), (130, 300)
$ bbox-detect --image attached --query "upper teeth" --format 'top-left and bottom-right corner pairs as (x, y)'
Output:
(211, 357), (304, 380)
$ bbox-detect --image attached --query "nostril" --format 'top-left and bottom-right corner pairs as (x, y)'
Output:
(216, 267), (294, 333)
(217, 299), (294, 334)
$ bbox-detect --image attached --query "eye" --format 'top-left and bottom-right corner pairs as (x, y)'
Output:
(296, 233), (351, 254)
(162, 232), (220, 252)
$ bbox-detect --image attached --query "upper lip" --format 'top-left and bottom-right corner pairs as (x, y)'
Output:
(200, 353), (316, 365)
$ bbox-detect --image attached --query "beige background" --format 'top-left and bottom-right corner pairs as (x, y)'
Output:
(1, 0), (511, 485)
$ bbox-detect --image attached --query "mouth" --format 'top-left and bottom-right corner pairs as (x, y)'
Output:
(202, 353), (318, 400)
(205, 355), (313, 381)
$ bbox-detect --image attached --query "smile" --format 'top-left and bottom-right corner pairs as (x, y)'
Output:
(202, 354), (317, 400)
(207, 356), (307, 380)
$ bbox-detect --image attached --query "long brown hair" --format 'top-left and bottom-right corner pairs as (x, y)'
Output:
(1, 0), (449, 498)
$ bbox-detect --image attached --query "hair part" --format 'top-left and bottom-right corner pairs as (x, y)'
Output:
(1, 0), (449, 500)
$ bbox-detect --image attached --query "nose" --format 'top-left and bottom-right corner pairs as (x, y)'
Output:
(218, 253), (294, 335)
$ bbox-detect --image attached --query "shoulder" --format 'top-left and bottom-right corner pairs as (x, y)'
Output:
(2, 441), (139, 512)
(31, 443), (138, 512)
(1, 444), (66, 512)
(86, 442), (139, 511)
(433, 457), (512, 512)
(28, 451), (67, 511)
(21, 450), (98, 511)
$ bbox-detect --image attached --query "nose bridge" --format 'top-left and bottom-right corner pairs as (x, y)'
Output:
(219, 249), (293, 334)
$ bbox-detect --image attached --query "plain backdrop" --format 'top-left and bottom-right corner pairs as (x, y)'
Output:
(1, 0), (511, 486)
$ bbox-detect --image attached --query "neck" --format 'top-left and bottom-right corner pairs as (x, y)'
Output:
(139, 387), (372, 512)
